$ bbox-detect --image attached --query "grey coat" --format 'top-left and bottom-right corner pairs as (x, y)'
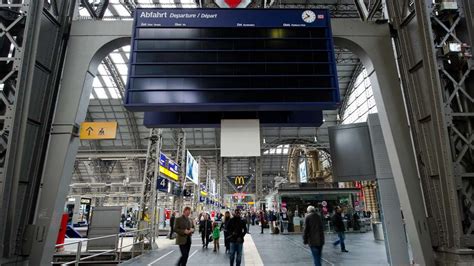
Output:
(303, 212), (325, 247)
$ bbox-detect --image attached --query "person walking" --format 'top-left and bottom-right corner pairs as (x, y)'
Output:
(221, 211), (231, 253)
(174, 207), (195, 266)
(259, 211), (265, 234)
(332, 206), (348, 252)
(245, 212), (251, 234)
(169, 211), (176, 239)
(212, 221), (220, 252)
(303, 206), (325, 266)
(227, 209), (247, 266)
(199, 213), (212, 248)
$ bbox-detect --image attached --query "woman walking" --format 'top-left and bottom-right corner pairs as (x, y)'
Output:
(220, 211), (232, 253)
(199, 213), (212, 248)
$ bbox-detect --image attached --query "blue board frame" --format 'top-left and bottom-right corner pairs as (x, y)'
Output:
(125, 8), (340, 112)
(143, 110), (324, 128)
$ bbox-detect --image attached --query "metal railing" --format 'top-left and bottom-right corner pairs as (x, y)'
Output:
(53, 227), (152, 265)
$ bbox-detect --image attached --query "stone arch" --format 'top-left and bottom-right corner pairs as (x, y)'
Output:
(35, 19), (433, 265)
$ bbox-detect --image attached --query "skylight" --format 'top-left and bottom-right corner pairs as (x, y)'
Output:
(263, 144), (290, 155)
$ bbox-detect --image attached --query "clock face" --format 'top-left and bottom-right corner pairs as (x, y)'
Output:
(302, 10), (316, 23)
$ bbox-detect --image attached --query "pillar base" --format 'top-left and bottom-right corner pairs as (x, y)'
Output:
(435, 248), (474, 265)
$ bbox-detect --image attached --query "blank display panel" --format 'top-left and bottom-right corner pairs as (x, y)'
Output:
(328, 123), (376, 182)
(125, 9), (340, 112)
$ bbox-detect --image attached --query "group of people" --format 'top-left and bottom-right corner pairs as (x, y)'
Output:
(173, 205), (350, 266)
(174, 207), (247, 266)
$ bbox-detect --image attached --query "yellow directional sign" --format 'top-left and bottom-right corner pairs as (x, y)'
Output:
(80, 122), (117, 140)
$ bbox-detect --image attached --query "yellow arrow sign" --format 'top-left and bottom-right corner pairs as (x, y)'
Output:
(80, 122), (117, 140)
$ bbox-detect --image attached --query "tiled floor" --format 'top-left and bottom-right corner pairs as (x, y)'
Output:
(121, 225), (388, 265)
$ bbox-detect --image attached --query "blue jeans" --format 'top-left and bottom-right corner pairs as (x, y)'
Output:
(333, 231), (346, 251)
(309, 246), (323, 266)
(229, 242), (243, 266)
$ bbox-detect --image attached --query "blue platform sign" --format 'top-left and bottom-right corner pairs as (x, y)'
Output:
(157, 176), (168, 192)
(126, 8), (339, 118)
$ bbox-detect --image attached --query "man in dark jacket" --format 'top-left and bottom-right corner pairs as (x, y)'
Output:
(227, 209), (247, 266)
(169, 211), (176, 239)
(332, 206), (348, 252)
(199, 213), (212, 248)
(174, 207), (195, 266)
(304, 206), (325, 266)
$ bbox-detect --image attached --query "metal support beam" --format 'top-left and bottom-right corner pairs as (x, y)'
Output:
(386, 0), (474, 262)
(255, 157), (263, 200)
(137, 128), (162, 249)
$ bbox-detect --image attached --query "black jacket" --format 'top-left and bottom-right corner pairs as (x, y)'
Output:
(227, 216), (247, 243)
(333, 212), (345, 232)
(170, 215), (175, 229)
(199, 220), (212, 235)
(221, 218), (230, 232)
(303, 212), (325, 247)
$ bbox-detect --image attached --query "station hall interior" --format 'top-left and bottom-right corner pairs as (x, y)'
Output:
(0, 0), (473, 265)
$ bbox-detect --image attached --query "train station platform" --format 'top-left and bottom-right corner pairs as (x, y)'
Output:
(121, 225), (387, 265)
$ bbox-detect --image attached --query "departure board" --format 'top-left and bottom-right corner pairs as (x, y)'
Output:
(125, 8), (340, 112)
(143, 110), (324, 128)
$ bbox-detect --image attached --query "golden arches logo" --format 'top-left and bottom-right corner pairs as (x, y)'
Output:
(234, 176), (245, 185)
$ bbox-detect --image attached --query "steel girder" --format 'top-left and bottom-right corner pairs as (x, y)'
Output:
(0, 0), (75, 261)
(386, 0), (474, 258)
(137, 128), (162, 249)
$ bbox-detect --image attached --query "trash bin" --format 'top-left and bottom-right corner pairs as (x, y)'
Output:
(372, 222), (384, 241)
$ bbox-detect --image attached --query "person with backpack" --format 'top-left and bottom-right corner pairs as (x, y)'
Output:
(332, 206), (349, 252)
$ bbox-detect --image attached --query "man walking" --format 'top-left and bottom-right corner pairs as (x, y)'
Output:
(169, 211), (176, 239)
(303, 206), (325, 266)
(174, 207), (195, 266)
(227, 209), (247, 266)
(332, 206), (349, 252)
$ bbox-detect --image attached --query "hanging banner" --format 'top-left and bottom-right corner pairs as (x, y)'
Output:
(299, 160), (308, 183)
(227, 175), (253, 192)
(186, 150), (199, 184)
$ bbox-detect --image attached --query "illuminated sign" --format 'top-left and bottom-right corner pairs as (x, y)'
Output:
(80, 198), (91, 204)
(227, 175), (253, 192)
(159, 153), (179, 181)
(79, 122), (117, 140)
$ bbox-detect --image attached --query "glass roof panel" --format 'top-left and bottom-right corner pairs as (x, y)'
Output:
(94, 87), (108, 99)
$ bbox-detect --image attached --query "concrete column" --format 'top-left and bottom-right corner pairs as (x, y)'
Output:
(332, 19), (434, 264)
(367, 113), (410, 265)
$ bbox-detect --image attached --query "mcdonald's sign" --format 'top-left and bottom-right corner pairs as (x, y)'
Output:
(227, 175), (253, 192)
(235, 176), (245, 186)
